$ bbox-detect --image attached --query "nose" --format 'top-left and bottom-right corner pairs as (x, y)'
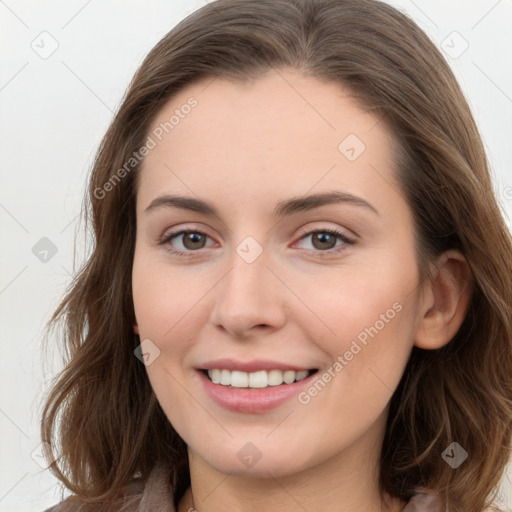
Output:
(209, 245), (287, 338)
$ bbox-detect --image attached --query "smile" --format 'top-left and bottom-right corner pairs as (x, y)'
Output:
(197, 366), (320, 413)
(205, 368), (316, 388)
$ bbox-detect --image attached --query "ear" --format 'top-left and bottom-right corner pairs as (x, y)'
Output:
(414, 250), (473, 350)
(133, 321), (139, 335)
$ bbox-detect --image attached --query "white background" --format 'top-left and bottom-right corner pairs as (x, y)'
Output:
(1, 0), (511, 510)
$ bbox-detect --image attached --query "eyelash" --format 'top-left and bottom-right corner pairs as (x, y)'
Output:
(159, 227), (356, 258)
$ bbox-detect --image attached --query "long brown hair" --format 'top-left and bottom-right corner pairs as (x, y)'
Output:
(41, 1), (512, 510)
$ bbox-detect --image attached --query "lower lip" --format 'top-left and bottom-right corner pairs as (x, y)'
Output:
(197, 370), (317, 413)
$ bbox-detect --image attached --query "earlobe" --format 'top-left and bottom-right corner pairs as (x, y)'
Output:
(414, 250), (473, 350)
(133, 322), (139, 335)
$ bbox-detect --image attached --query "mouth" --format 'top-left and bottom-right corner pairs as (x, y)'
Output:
(196, 359), (321, 413)
(197, 367), (320, 413)
(201, 368), (319, 389)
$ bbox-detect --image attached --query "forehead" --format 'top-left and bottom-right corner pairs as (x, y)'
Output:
(137, 68), (401, 215)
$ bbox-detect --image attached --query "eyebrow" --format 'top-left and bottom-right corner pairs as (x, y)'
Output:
(144, 191), (379, 218)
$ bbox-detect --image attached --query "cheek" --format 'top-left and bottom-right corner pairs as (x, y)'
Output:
(132, 250), (203, 340)
(132, 253), (211, 428)
(299, 249), (417, 337)
(294, 250), (419, 394)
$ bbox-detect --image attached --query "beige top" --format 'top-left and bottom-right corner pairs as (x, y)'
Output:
(45, 462), (442, 511)
(402, 491), (442, 511)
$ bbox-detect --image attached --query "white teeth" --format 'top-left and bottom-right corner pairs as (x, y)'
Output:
(209, 369), (221, 384)
(295, 370), (309, 382)
(220, 369), (231, 385)
(283, 370), (295, 384)
(267, 369), (283, 386)
(206, 368), (312, 388)
(231, 370), (248, 388)
(249, 370), (267, 388)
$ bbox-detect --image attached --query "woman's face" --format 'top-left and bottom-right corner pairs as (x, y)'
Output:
(132, 68), (426, 478)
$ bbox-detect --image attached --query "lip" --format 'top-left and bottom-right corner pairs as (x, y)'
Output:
(197, 366), (318, 414)
(199, 358), (313, 373)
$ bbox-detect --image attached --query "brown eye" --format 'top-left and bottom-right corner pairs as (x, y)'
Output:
(160, 229), (215, 257)
(296, 228), (355, 254)
(180, 232), (207, 250)
(310, 232), (338, 250)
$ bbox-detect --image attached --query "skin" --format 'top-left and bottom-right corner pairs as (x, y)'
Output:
(131, 68), (472, 512)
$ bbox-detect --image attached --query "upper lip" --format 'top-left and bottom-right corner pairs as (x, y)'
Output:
(199, 358), (315, 373)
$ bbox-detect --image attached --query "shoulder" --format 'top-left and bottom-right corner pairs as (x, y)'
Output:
(40, 497), (140, 512)
(41, 495), (142, 512)
(40, 476), (146, 512)
(402, 491), (499, 512)
(402, 491), (442, 511)
(41, 463), (176, 512)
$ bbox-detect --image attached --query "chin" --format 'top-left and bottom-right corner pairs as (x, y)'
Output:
(191, 437), (318, 479)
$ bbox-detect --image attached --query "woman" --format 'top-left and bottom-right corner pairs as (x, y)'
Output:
(41, 0), (512, 511)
